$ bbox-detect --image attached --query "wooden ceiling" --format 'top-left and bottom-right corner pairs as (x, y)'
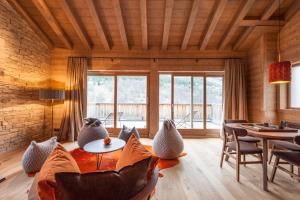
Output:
(7, 0), (300, 53)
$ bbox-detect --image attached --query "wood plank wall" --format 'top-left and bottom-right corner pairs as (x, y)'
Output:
(277, 10), (300, 123)
(50, 48), (226, 138)
(247, 9), (300, 124)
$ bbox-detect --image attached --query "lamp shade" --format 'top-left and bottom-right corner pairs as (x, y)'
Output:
(269, 61), (291, 84)
(39, 89), (65, 100)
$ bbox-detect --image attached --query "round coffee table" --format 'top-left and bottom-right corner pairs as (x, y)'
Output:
(83, 138), (126, 170)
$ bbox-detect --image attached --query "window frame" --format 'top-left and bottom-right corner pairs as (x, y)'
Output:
(288, 63), (300, 109)
(87, 71), (150, 136)
(158, 72), (224, 131)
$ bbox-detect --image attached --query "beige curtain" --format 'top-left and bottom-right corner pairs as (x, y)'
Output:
(59, 57), (88, 141)
(223, 59), (248, 120)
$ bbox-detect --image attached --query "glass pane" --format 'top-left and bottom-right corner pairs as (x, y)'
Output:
(291, 66), (300, 108)
(87, 76), (114, 128)
(174, 76), (192, 129)
(159, 75), (172, 128)
(206, 77), (223, 129)
(193, 77), (204, 128)
(117, 76), (147, 128)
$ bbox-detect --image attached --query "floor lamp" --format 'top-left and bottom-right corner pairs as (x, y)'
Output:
(39, 89), (65, 137)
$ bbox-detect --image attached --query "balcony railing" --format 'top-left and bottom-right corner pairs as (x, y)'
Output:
(87, 103), (223, 125)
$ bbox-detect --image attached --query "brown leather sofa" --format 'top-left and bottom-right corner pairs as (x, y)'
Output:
(28, 167), (158, 200)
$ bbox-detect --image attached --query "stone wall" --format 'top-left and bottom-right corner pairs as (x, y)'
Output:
(0, 1), (51, 152)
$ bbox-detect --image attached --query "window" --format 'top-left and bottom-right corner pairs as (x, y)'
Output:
(159, 74), (223, 129)
(87, 74), (148, 129)
(290, 65), (300, 108)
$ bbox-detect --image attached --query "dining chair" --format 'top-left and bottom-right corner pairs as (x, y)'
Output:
(224, 120), (261, 144)
(220, 125), (263, 182)
(270, 135), (300, 182)
(269, 121), (300, 164)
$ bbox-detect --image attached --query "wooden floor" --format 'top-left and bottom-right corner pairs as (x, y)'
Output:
(1, 138), (300, 200)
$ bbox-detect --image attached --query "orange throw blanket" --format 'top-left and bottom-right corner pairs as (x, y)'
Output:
(70, 145), (187, 175)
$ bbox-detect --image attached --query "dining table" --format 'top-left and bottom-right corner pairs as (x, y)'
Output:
(226, 123), (299, 191)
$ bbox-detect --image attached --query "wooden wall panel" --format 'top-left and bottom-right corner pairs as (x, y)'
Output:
(277, 10), (300, 123)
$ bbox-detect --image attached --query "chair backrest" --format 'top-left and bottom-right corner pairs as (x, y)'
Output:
(231, 127), (248, 137)
(286, 122), (300, 130)
(294, 135), (300, 145)
(224, 119), (248, 124)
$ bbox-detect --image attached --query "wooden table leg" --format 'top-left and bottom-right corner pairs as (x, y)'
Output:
(262, 138), (268, 191)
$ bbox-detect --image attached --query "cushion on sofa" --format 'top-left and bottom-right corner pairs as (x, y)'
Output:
(22, 137), (57, 174)
(116, 134), (152, 171)
(118, 125), (140, 143)
(55, 157), (151, 200)
(37, 144), (80, 200)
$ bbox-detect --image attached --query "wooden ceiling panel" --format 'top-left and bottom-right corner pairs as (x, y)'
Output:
(17, 0), (64, 47)
(148, 0), (164, 48)
(11, 0), (297, 52)
(168, 0), (193, 46)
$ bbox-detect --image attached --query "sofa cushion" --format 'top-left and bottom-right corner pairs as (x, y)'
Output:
(55, 158), (151, 200)
(38, 144), (80, 200)
(22, 137), (57, 174)
(116, 134), (152, 171)
(118, 125), (140, 143)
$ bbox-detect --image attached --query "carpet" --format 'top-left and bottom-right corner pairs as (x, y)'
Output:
(70, 145), (187, 175)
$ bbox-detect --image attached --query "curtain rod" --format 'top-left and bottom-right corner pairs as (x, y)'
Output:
(68, 56), (243, 60)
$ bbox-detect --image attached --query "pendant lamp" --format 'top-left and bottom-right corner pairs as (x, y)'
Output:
(269, 0), (291, 84)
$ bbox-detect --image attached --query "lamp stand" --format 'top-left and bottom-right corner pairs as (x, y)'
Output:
(51, 99), (54, 137)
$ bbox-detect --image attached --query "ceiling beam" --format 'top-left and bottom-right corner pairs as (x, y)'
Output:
(161, 0), (174, 50)
(32, 0), (72, 49)
(140, 0), (148, 50)
(239, 19), (285, 27)
(234, 0), (283, 50)
(285, 0), (300, 21)
(7, 0), (53, 49)
(233, 26), (254, 50)
(181, 0), (200, 50)
(219, 0), (255, 50)
(112, 0), (128, 50)
(86, 0), (110, 50)
(60, 0), (91, 50)
(261, 0), (283, 20)
(200, 0), (227, 50)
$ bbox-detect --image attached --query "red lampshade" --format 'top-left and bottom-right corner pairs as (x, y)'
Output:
(269, 61), (291, 84)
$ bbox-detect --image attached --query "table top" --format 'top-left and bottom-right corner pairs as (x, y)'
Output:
(83, 138), (126, 154)
(226, 123), (299, 140)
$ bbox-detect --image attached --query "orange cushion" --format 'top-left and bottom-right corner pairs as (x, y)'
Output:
(37, 144), (80, 200)
(116, 134), (153, 171)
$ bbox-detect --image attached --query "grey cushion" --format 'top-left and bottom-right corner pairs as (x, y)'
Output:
(118, 125), (140, 143)
(21, 137), (57, 173)
(153, 120), (184, 159)
(77, 118), (108, 149)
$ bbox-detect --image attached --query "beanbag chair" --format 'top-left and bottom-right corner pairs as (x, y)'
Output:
(21, 137), (57, 174)
(118, 125), (140, 143)
(77, 118), (108, 149)
(153, 120), (184, 159)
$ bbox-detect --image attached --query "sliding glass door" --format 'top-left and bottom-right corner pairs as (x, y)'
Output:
(159, 74), (223, 130)
(87, 74), (149, 132)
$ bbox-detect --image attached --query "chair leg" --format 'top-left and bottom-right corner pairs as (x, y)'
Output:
(236, 153), (241, 182)
(243, 155), (246, 167)
(220, 146), (226, 168)
(269, 145), (275, 164)
(290, 164), (294, 177)
(270, 157), (280, 182)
